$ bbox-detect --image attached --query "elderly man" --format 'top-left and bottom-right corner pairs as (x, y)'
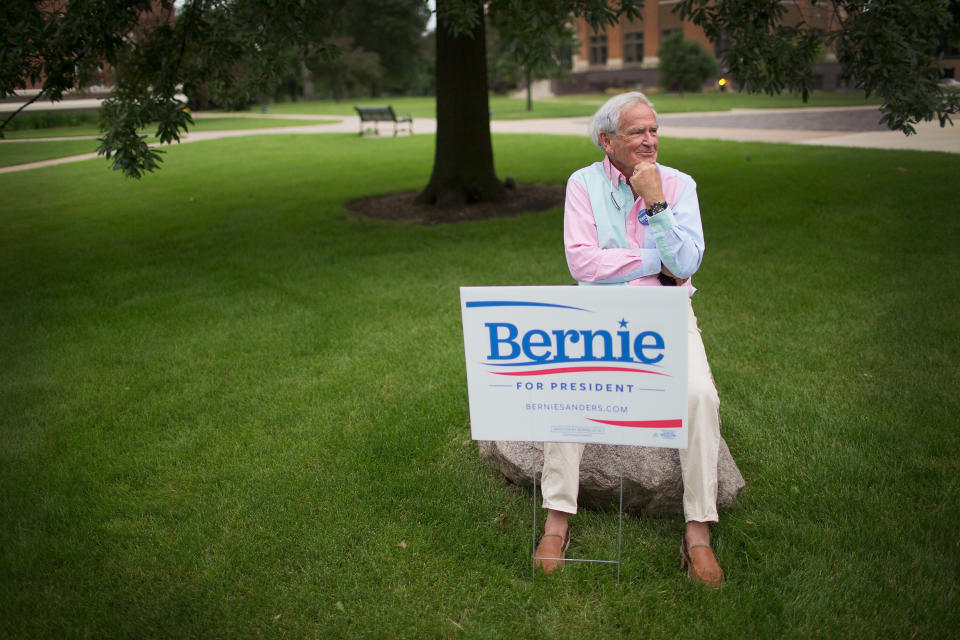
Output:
(534, 92), (724, 587)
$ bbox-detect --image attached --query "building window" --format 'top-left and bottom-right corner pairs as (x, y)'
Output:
(624, 32), (644, 63)
(589, 33), (608, 66)
(661, 28), (681, 42)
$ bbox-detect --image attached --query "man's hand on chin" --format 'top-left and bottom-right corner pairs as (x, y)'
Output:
(629, 161), (664, 203)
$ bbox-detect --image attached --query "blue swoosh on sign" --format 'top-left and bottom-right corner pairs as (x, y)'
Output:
(465, 301), (590, 311)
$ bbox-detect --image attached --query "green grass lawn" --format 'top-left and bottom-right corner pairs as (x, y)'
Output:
(1, 133), (958, 638)
(0, 115), (336, 140)
(547, 89), (884, 112)
(0, 139), (100, 168)
(262, 90), (882, 119)
(0, 116), (338, 168)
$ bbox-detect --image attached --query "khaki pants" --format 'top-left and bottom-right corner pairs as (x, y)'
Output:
(541, 300), (721, 523)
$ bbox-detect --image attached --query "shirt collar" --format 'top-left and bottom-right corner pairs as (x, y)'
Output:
(602, 156), (628, 188)
(603, 156), (662, 190)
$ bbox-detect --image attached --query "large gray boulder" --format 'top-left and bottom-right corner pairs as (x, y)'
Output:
(477, 439), (745, 516)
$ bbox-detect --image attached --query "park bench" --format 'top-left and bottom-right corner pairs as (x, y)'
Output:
(354, 105), (413, 137)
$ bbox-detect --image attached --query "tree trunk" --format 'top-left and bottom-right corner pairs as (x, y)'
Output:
(526, 67), (533, 111)
(301, 61), (315, 101)
(416, 0), (506, 207)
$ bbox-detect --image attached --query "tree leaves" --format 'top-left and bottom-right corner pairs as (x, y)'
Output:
(834, 0), (960, 132)
(96, 93), (193, 179)
(677, 0), (960, 134)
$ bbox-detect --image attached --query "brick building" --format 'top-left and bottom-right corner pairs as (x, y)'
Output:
(555, 1), (850, 94)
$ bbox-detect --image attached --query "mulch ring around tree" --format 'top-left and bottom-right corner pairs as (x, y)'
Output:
(345, 183), (565, 225)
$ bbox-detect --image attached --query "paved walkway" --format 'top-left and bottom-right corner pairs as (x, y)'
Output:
(2, 105), (957, 175)
(489, 106), (960, 153)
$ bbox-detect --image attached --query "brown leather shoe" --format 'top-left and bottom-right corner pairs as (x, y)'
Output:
(681, 539), (725, 587)
(534, 530), (570, 574)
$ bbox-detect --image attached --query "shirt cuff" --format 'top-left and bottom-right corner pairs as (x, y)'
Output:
(647, 206), (677, 233)
(647, 206), (682, 276)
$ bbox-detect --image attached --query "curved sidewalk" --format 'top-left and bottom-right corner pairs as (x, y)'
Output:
(2, 106), (957, 175)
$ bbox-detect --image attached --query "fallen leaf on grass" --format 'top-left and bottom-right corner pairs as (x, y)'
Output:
(396, 540), (407, 549)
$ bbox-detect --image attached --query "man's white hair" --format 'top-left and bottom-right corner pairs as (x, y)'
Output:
(588, 91), (660, 151)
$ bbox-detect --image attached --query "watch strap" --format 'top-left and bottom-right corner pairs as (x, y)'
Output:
(647, 201), (668, 217)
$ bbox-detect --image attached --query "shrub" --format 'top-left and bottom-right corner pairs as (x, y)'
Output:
(657, 33), (719, 93)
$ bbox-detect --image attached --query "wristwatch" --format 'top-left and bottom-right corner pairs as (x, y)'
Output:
(647, 201), (668, 217)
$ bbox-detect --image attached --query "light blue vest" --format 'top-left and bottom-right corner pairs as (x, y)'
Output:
(570, 162), (636, 286)
(572, 161), (635, 251)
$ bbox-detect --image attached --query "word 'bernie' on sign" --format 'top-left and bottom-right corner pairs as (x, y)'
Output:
(483, 322), (666, 365)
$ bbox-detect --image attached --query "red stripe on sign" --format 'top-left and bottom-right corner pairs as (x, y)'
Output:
(587, 418), (683, 429)
(492, 366), (670, 377)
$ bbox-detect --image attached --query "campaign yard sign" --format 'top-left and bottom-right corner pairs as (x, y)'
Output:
(460, 286), (689, 448)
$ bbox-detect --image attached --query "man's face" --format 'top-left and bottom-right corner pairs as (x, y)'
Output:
(599, 102), (659, 177)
